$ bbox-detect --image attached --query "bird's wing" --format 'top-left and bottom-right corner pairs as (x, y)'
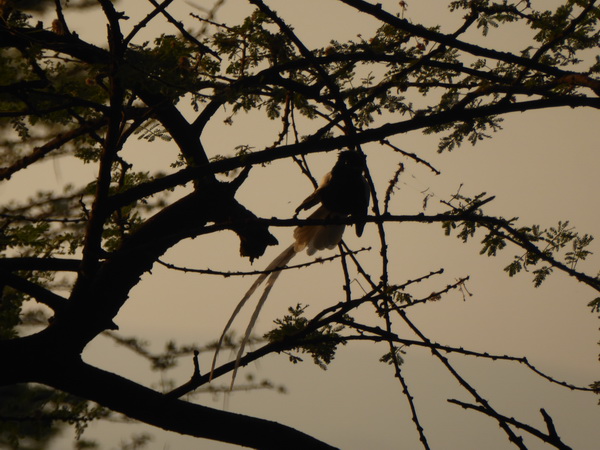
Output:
(295, 172), (332, 214)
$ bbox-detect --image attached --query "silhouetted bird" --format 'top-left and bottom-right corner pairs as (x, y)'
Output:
(211, 150), (370, 387)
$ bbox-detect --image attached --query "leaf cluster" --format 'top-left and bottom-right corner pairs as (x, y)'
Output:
(442, 192), (597, 288)
(0, 384), (108, 449)
(265, 304), (348, 369)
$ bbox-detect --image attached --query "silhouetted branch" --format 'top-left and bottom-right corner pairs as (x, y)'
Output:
(0, 257), (80, 272)
(156, 247), (370, 277)
(108, 95), (600, 211)
(448, 399), (573, 449)
(338, 0), (575, 77)
(0, 272), (68, 313)
(146, 0), (221, 58)
(0, 213), (86, 223)
(397, 310), (527, 449)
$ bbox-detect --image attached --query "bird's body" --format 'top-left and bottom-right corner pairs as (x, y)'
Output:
(211, 151), (369, 387)
(294, 151), (370, 254)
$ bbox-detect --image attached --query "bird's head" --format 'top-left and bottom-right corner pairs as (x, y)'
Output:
(335, 150), (366, 173)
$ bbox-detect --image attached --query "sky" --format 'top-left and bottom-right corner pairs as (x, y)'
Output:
(2, 1), (598, 449)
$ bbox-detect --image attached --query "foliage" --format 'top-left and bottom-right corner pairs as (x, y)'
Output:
(0, 0), (598, 449)
(265, 304), (348, 369)
(0, 383), (108, 450)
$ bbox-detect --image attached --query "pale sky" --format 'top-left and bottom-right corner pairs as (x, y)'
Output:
(3, 1), (598, 449)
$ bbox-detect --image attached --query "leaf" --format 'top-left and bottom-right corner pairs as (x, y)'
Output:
(379, 346), (405, 366)
(504, 260), (523, 277)
(532, 266), (553, 287)
(588, 297), (600, 313)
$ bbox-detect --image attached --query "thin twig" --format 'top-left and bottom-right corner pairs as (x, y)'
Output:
(156, 247), (370, 277)
(146, 0), (220, 58)
(124, 0), (175, 45)
(397, 310), (527, 449)
(0, 213), (85, 224)
(381, 139), (440, 175)
(448, 399), (573, 449)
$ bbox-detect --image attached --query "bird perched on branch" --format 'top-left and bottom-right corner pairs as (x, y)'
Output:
(210, 150), (370, 387)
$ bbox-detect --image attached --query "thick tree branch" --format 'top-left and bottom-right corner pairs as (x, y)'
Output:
(49, 186), (276, 353)
(0, 347), (336, 450)
(109, 95), (600, 210)
(75, 0), (127, 289)
(0, 271), (68, 313)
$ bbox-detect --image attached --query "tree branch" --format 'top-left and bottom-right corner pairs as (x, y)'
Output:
(448, 399), (572, 449)
(108, 94), (600, 211)
(0, 121), (106, 181)
(155, 211), (599, 291)
(75, 0), (127, 285)
(35, 356), (337, 449)
(0, 257), (80, 272)
(0, 272), (68, 313)
(338, 0), (579, 78)
(156, 247), (370, 277)
(397, 310), (527, 449)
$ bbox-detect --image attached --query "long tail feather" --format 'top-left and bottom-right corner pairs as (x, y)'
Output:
(228, 254), (292, 389)
(210, 244), (296, 381)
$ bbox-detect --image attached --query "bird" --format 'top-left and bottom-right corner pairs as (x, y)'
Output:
(210, 150), (370, 387)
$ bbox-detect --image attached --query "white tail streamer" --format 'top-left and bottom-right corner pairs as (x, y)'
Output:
(209, 244), (296, 382)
